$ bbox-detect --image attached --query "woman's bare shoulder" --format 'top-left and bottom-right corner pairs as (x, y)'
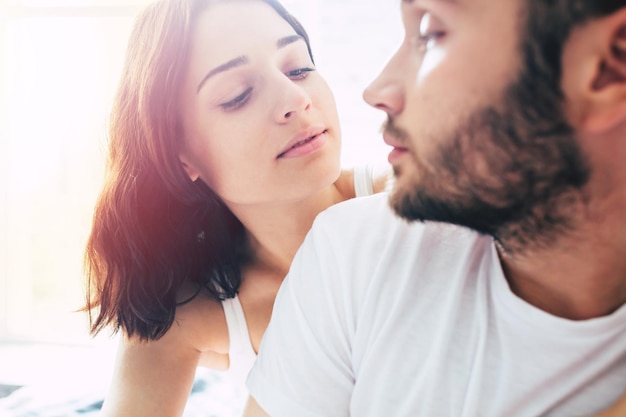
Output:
(335, 164), (391, 199)
(173, 287), (230, 354)
(372, 164), (392, 193)
(335, 168), (357, 199)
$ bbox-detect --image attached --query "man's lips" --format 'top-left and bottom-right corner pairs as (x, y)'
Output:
(277, 127), (328, 158)
(382, 130), (406, 150)
(383, 130), (409, 164)
(388, 147), (409, 165)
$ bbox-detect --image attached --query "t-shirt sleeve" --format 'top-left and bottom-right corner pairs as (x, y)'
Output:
(246, 214), (355, 417)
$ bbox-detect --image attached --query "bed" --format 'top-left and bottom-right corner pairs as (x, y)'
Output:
(0, 367), (247, 417)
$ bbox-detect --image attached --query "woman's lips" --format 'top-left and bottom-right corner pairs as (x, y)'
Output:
(277, 129), (328, 159)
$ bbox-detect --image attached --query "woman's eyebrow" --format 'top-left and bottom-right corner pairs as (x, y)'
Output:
(277, 34), (304, 49)
(197, 55), (249, 94)
(196, 35), (304, 94)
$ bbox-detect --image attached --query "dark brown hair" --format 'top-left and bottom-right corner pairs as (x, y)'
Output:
(521, 0), (625, 102)
(84, 0), (313, 341)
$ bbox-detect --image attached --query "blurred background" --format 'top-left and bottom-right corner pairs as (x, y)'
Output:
(0, 0), (401, 392)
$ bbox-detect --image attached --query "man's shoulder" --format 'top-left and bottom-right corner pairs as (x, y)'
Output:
(313, 193), (485, 252)
(316, 193), (400, 230)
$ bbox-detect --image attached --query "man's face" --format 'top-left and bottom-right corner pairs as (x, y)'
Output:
(364, 0), (589, 249)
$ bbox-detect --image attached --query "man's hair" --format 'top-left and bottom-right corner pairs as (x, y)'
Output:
(524, 0), (625, 97)
(510, 0), (625, 163)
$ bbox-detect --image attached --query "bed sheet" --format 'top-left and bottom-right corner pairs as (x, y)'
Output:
(0, 367), (247, 417)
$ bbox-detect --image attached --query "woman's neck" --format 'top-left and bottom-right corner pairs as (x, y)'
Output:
(228, 184), (345, 277)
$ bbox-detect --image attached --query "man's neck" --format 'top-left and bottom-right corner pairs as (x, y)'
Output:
(496, 205), (626, 320)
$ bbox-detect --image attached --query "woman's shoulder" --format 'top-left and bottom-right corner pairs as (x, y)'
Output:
(172, 287), (230, 354)
(335, 164), (391, 200)
(113, 286), (230, 371)
(120, 291), (228, 350)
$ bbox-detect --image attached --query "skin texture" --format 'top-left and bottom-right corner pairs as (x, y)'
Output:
(245, 0), (626, 415)
(99, 2), (387, 417)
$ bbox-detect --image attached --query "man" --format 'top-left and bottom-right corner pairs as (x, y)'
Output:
(244, 0), (626, 415)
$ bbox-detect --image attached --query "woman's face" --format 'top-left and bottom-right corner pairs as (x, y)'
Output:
(178, 0), (341, 207)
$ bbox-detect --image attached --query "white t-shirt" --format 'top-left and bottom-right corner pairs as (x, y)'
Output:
(247, 193), (626, 417)
(221, 165), (378, 385)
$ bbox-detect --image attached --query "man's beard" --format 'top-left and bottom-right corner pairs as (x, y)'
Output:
(388, 54), (590, 254)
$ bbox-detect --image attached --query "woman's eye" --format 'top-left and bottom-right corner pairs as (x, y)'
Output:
(418, 12), (445, 47)
(220, 87), (252, 111)
(287, 67), (315, 80)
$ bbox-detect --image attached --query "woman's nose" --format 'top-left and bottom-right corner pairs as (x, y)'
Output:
(274, 80), (312, 123)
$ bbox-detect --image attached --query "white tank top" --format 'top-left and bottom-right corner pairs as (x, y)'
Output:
(352, 164), (375, 198)
(221, 165), (377, 384)
(221, 295), (257, 384)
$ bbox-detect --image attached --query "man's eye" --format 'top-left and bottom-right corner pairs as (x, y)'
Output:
(418, 12), (446, 46)
(287, 67), (315, 80)
(220, 87), (252, 111)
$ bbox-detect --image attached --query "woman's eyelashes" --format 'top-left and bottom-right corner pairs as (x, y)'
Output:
(219, 66), (315, 111)
(287, 66), (315, 80)
(220, 87), (252, 111)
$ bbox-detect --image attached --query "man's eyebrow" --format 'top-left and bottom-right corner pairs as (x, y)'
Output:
(196, 55), (249, 94)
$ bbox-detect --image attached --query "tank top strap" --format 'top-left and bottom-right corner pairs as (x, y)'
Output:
(221, 294), (257, 384)
(353, 164), (375, 197)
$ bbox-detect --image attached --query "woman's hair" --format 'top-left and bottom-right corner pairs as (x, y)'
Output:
(84, 0), (314, 341)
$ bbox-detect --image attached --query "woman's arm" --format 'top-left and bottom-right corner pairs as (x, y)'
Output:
(100, 329), (201, 417)
(100, 295), (229, 417)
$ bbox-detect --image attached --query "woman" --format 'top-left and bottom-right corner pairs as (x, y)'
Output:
(84, 0), (385, 416)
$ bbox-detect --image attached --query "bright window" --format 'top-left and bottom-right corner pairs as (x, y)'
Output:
(0, 1), (150, 344)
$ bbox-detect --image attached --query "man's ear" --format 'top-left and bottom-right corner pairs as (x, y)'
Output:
(571, 8), (626, 134)
(179, 153), (200, 182)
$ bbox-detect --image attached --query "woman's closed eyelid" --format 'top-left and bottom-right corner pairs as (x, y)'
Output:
(217, 64), (314, 111)
(220, 87), (252, 110)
